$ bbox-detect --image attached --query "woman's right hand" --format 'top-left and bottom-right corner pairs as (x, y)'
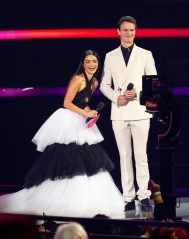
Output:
(85, 110), (98, 118)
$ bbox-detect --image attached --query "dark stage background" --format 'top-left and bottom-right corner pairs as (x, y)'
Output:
(0, 0), (189, 190)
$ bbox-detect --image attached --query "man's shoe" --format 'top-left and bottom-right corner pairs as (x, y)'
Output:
(140, 198), (152, 212)
(125, 200), (135, 211)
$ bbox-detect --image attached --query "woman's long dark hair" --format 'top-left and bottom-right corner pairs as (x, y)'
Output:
(73, 50), (100, 78)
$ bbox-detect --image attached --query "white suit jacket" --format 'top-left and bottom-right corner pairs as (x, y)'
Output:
(100, 44), (157, 121)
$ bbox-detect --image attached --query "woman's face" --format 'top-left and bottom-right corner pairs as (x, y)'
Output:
(83, 54), (98, 75)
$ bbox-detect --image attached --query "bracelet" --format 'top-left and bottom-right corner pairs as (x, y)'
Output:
(153, 194), (162, 202)
(153, 191), (161, 196)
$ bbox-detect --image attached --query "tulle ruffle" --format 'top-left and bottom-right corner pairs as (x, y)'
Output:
(24, 143), (114, 188)
(0, 172), (125, 219)
(32, 108), (104, 152)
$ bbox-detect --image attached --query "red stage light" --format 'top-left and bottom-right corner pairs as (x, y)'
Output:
(0, 28), (189, 40)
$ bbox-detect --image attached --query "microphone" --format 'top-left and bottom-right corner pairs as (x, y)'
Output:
(127, 83), (134, 90)
(86, 102), (105, 123)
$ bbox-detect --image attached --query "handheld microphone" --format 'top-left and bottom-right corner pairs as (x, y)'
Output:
(127, 83), (134, 90)
(86, 102), (105, 123)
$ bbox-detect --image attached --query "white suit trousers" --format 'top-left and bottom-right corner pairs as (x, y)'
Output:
(112, 119), (151, 202)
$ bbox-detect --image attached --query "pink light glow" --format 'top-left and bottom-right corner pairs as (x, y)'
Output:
(0, 28), (189, 40)
(0, 87), (188, 97)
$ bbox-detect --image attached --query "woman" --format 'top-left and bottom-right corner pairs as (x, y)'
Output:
(0, 50), (124, 218)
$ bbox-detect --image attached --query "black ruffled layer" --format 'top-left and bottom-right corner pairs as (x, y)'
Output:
(24, 143), (114, 188)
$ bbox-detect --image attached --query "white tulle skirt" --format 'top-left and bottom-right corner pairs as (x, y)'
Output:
(0, 172), (125, 219)
(0, 108), (125, 219)
(32, 108), (104, 152)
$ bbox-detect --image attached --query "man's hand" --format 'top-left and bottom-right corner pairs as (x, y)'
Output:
(117, 95), (127, 106)
(123, 88), (137, 100)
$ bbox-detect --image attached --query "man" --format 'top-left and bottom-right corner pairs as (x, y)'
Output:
(100, 16), (157, 213)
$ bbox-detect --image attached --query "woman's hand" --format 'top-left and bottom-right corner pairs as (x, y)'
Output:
(85, 110), (98, 118)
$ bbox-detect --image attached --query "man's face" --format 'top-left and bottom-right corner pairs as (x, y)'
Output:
(117, 21), (136, 45)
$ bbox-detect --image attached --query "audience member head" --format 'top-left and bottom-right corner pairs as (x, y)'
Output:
(92, 214), (118, 235)
(53, 222), (88, 239)
(158, 226), (189, 239)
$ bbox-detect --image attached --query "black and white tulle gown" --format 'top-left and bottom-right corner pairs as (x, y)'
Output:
(0, 75), (125, 218)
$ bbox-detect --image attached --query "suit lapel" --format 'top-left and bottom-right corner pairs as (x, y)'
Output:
(127, 44), (137, 69)
(115, 45), (137, 89)
(121, 44), (137, 89)
(114, 47), (128, 88)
